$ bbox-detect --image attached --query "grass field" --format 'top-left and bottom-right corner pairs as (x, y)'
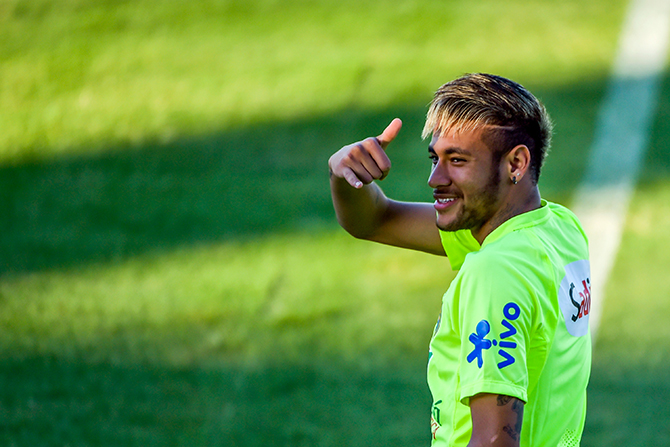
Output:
(2, 0), (669, 445)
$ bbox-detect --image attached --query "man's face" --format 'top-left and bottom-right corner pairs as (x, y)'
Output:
(428, 126), (505, 240)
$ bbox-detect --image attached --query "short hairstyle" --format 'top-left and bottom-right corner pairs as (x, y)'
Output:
(422, 73), (553, 184)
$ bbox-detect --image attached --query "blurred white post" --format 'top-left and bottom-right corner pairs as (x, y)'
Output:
(571, 0), (670, 339)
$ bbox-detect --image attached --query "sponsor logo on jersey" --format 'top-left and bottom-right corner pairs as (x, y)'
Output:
(558, 260), (591, 337)
(466, 302), (520, 369)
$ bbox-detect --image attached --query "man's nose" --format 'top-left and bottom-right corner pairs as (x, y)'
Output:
(428, 163), (450, 188)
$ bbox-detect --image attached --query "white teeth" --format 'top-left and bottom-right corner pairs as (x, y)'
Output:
(438, 198), (455, 204)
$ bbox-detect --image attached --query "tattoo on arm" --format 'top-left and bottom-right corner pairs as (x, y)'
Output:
(496, 395), (524, 442)
(496, 395), (513, 406)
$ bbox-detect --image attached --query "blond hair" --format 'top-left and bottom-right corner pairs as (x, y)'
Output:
(423, 73), (553, 183)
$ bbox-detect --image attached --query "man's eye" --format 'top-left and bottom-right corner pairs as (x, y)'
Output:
(451, 157), (466, 163)
(429, 155), (439, 164)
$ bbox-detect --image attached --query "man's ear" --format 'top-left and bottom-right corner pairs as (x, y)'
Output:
(506, 145), (531, 184)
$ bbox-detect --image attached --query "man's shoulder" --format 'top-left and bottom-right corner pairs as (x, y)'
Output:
(485, 201), (586, 254)
(544, 200), (583, 225)
(461, 200), (589, 283)
(461, 220), (557, 279)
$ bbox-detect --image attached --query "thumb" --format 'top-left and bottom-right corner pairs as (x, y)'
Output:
(376, 118), (402, 150)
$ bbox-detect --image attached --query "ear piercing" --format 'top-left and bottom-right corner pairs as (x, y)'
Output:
(512, 174), (519, 185)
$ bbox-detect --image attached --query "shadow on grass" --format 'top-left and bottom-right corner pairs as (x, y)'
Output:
(0, 105), (432, 275)
(583, 363), (670, 446)
(0, 354), (432, 447)
(0, 79), (610, 275)
(2, 354), (669, 447)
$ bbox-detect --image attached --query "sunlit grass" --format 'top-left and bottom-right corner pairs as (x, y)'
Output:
(0, 230), (453, 368)
(1, 0), (626, 162)
(595, 182), (670, 371)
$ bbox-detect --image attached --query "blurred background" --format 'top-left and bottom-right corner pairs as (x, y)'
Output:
(1, 0), (669, 445)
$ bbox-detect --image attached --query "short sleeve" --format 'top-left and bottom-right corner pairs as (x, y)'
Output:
(455, 257), (534, 405)
(439, 229), (481, 270)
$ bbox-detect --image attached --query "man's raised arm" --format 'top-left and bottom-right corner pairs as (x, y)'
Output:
(328, 118), (445, 256)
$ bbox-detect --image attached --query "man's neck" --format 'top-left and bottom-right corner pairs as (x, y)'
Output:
(472, 187), (542, 245)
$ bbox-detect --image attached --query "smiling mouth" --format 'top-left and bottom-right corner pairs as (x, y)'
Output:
(434, 197), (458, 211)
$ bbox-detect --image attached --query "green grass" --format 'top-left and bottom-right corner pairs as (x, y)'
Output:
(4, 0), (670, 445)
(2, 0), (622, 162)
(582, 73), (670, 446)
(583, 179), (670, 447)
(0, 231), (453, 366)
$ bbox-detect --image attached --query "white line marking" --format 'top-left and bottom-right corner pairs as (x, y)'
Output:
(571, 0), (670, 339)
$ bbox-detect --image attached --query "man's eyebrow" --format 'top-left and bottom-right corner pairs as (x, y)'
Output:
(428, 145), (472, 156)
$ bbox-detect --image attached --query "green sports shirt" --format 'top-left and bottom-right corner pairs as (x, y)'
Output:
(428, 200), (592, 447)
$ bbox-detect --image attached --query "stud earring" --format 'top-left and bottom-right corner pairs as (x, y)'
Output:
(512, 175), (518, 185)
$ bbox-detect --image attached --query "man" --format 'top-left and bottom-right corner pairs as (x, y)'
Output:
(328, 74), (591, 447)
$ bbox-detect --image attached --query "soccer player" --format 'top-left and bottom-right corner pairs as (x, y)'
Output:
(328, 73), (591, 447)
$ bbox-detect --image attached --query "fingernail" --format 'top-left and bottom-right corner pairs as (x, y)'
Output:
(355, 181), (363, 188)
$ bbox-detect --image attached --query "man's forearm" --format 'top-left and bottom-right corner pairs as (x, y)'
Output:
(330, 174), (389, 240)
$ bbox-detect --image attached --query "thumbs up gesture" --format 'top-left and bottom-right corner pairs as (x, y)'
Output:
(328, 118), (402, 188)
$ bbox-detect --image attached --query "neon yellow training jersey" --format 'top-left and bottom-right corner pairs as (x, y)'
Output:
(428, 200), (592, 447)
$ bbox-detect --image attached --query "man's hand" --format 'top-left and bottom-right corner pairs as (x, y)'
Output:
(327, 117), (444, 256)
(328, 118), (402, 188)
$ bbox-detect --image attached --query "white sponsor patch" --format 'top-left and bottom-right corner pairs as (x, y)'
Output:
(558, 260), (591, 337)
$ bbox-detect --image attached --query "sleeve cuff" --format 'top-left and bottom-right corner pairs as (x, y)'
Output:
(459, 380), (528, 406)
